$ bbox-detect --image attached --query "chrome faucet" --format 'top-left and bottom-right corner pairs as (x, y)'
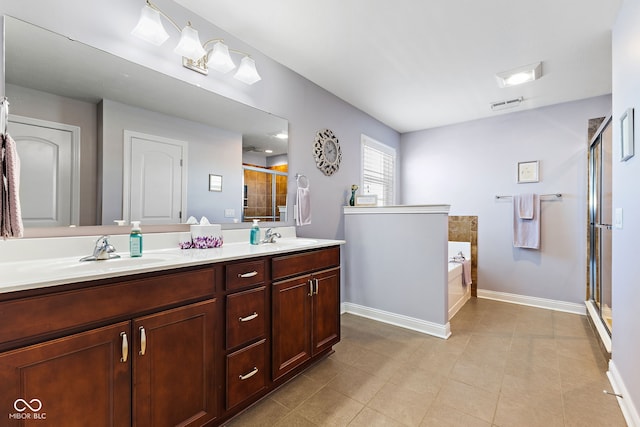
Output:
(261, 228), (282, 244)
(80, 235), (121, 261)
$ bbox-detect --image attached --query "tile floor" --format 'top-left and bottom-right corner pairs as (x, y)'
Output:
(225, 299), (626, 426)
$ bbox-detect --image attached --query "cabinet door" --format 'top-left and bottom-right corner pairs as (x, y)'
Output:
(133, 299), (217, 427)
(272, 276), (312, 380)
(0, 322), (131, 427)
(312, 268), (341, 355)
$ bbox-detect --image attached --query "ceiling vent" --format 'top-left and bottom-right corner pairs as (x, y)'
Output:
(490, 97), (524, 111)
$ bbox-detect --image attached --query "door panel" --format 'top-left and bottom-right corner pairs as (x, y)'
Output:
(133, 299), (217, 427)
(272, 276), (311, 380)
(8, 117), (79, 227)
(312, 268), (340, 354)
(0, 322), (131, 427)
(124, 131), (185, 224)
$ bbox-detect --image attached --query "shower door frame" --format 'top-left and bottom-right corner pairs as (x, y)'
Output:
(587, 114), (613, 351)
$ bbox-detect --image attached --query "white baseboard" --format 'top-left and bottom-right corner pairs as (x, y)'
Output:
(608, 360), (640, 427)
(341, 302), (451, 339)
(477, 289), (586, 315)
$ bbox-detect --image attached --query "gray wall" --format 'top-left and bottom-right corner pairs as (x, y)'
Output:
(612, 0), (640, 418)
(100, 99), (242, 225)
(0, 0), (400, 240)
(401, 95), (611, 305)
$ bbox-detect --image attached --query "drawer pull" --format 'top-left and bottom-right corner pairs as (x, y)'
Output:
(239, 367), (258, 380)
(314, 278), (319, 295)
(239, 312), (258, 322)
(120, 332), (128, 363)
(308, 279), (313, 297)
(139, 326), (147, 356)
(238, 271), (258, 278)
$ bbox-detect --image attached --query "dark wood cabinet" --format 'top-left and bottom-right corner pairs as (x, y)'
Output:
(0, 245), (341, 426)
(271, 247), (341, 380)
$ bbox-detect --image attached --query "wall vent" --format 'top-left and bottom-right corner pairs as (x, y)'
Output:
(490, 97), (524, 111)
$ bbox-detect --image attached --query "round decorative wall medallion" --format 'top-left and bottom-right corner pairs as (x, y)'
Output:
(313, 129), (342, 176)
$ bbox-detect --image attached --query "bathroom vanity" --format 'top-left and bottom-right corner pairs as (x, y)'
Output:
(0, 231), (342, 426)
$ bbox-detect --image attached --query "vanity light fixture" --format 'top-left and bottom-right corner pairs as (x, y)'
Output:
(131, 0), (261, 84)
(495, 62), (542, 88)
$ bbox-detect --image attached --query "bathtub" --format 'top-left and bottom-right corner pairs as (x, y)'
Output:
(448, 241), (472, 319)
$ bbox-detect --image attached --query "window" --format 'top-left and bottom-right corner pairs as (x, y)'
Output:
(361, 135), (396, 206)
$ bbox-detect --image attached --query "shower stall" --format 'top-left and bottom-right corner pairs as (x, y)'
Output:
(587, 115), (613, 351)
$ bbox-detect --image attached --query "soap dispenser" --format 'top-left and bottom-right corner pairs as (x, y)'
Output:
(250, 219), (260, 245)
(130, 221), (143, 257)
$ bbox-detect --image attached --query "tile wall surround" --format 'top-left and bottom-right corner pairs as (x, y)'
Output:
(448, 216), (478, 297)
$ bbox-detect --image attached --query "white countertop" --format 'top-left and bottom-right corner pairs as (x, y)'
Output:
(0, 232), (344, 295)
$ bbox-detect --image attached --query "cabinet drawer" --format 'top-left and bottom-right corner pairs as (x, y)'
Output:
(226, 260), (266, 291)
(0, 267), (215, 351)
(272, 246), (340, 280)
(226, 287), (266, 349)
(226, 339), (267, 410)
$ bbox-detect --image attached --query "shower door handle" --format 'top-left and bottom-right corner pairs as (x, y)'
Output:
(595, 223), (612, 230)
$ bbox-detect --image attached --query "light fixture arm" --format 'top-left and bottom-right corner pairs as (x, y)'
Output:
(145, 0), (182, 33)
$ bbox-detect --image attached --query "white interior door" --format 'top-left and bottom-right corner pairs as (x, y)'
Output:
(123, 131), (187, 225)
(8, 115), (80, 227)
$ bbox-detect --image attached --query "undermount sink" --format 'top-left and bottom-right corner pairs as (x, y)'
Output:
(264, 238), (318, 247)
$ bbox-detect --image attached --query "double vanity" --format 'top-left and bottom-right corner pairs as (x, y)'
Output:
(0, 227), (343, 426)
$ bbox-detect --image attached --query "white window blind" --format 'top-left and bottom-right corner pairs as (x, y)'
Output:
(361, 135), (396, 206)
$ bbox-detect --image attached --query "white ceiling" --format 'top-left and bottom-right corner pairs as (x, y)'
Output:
(176, 0), (621, 133)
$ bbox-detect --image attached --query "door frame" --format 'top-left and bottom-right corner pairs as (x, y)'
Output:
(122, 130), (188, 224)
(8, 114), (81, 226)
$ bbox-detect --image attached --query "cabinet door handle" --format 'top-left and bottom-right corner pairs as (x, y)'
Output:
(239, 312), (258, 322)
(120, 332), (128, 363)
(238, 271), (258, 278)
(308, 279), (313, 297)
(239, 367), (258, 380)
(139, 326), (147, 356)
(314, 278), (319, 295)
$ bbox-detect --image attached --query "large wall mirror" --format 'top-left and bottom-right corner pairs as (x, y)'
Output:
(3, 16), (289, 230)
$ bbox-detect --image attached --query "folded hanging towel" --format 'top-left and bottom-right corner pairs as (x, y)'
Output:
(462, 259), (472, 286)
(518, 193), (535, 219)
(296, 186), (312, 226)
(513, 194), (540, 249)
(1, 133), (24, 239)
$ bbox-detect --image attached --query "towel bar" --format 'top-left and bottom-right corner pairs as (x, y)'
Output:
(495, 193), (561, 200)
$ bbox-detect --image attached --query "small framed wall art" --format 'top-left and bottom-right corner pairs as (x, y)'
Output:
(517, 160), (539, 183)
(620, 108), (634, 161)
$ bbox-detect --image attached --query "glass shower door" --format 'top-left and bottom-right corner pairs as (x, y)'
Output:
(589, 117), (613, 334)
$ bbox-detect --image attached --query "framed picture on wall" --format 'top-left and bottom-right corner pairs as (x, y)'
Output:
(517, 160), (539, 183)
(621, 108), (634, 161)
(209, 174), (222, 192)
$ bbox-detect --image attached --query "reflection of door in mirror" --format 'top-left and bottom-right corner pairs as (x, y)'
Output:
(242, 165), (288, 222)
(9, 115), (80, 227)
(123, 131), (187, 225)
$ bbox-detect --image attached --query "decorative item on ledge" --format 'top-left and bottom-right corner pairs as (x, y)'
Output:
(131, 0), (261, 84)
(349, 184), (358, 206)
